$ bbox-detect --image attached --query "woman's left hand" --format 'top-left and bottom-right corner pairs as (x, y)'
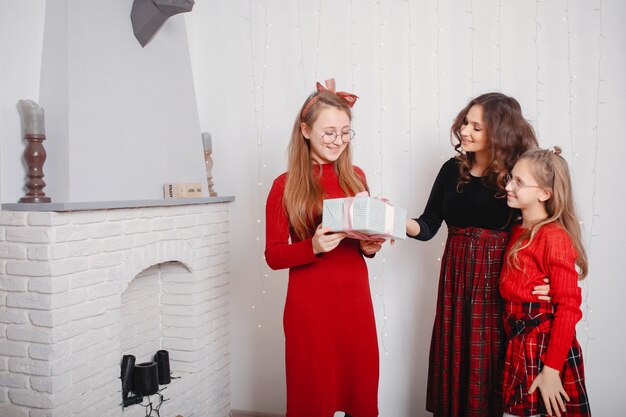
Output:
(529, 365), (569, 416)
(533, 277), (552, 302)
(360, 239), (383, 256)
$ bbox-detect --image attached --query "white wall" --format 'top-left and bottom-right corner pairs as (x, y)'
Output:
(1, 0), (623, 415)
(187, 0), (625, 416)
(0, 0), (206, 203)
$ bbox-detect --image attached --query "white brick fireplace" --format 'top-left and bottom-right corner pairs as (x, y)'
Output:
(0, 198), (233, 417)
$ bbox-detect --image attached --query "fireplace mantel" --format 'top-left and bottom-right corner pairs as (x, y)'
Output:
(2, 196), (234, 212)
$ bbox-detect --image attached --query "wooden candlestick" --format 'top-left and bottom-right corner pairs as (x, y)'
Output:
(19, 133), (51, 203)
(204, 150), (218, 197)
(201, 132), (217, 197)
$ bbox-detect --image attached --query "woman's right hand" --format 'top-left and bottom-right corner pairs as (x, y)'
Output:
(406, 218), (420, 237)
(312, 225), (346, 255)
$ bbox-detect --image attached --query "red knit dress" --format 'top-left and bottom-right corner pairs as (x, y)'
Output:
(265, 164), (379, 417)
(500, 222), (590, 416)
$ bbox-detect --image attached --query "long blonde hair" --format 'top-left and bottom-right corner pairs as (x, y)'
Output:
(506, 147), (588, 279)
(284, 90), (368, 241)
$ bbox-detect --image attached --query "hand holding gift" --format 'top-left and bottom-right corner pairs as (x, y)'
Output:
(322, 192), (407, 241)
(312, 225), (346, 255)
(359, 239), (384, 256)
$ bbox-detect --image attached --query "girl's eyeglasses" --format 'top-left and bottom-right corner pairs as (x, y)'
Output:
(315, 129), (356, 144)
(505, 173), (543, 191)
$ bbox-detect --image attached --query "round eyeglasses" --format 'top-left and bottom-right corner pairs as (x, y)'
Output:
(505, 173), (543, 191)
(315, 129), (356, 144)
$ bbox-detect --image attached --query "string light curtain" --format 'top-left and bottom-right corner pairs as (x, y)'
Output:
(206, 0), (615, 413)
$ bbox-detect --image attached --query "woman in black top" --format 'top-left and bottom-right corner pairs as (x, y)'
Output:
(406, 92), (548, 417)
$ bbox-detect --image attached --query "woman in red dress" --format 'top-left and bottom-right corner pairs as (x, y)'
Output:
(265, 79), (382, 417)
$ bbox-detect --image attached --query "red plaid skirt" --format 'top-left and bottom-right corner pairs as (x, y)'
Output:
(502, 302), (590, 416)
(426, 226), (509, 417)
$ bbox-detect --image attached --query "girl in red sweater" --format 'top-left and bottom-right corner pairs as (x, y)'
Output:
(500, 146), (590, 417)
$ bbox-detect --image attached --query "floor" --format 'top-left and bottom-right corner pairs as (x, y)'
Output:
(230, 411), (284, 417)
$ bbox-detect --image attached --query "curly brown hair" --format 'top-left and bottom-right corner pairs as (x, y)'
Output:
(451, 92), (538, 196)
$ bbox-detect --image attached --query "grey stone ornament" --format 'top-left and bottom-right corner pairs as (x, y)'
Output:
(131, 0), (195, 47)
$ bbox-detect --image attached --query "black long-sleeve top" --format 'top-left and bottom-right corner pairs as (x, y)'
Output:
(411, 158), (513, 241)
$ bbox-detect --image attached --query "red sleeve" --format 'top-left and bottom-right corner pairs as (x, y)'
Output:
(264, 175), (321, 270)
(542, 227), (583, 370)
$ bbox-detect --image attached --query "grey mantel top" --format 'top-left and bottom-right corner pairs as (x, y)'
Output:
(1, 196), (235, 212)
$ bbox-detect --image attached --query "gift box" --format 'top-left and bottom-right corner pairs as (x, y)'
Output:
(322, 192), (407, 240)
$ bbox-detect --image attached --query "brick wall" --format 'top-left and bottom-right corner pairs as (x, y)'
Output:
(0, 203), (231, 417)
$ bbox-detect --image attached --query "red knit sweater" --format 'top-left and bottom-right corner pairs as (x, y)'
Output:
(500, 222), (583, 370)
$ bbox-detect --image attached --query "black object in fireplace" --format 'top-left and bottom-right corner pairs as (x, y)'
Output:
(120, 350), (173, 408)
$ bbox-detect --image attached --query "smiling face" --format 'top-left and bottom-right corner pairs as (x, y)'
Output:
(459, 104), (489, 155)
(505, 158), (551, 211)
(301, 106), (351, 164)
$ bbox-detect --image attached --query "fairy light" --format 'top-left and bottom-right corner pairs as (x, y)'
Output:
(350, 0), (356, 92)
(376, 0), (385, 196)
(435, 1), (447, 341)
(405, 0), (414, 176)
(404, 0), (419, 359)
(314, 0), (322, 80)
(580, 0), (604, 352)
(564, 5), (586, 349)
(497, 0), (503, 90)
(246, 0), (270, 329)
(534, 0), (543, 136)
(565, 0), (577, 168)
(378, 250), (389, 355)
(295, 0), (307, 97)
(435, 0), (443, 159)
(466, 0), (476, 96)
(374, 0), (389, 357)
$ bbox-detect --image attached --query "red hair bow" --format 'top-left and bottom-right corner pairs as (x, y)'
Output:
(301, 78), (358, 118)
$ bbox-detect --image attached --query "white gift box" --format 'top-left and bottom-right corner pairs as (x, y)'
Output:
(322, 194), (407, 240)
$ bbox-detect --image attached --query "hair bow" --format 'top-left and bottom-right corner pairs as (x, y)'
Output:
(548, 146), (562, 155)
(301, 78), (358, 118)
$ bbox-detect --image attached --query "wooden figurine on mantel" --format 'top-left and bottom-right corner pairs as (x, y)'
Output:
(201, 132), (218, 197)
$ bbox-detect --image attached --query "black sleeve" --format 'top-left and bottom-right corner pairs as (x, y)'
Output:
(410, 161), (450, 241)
